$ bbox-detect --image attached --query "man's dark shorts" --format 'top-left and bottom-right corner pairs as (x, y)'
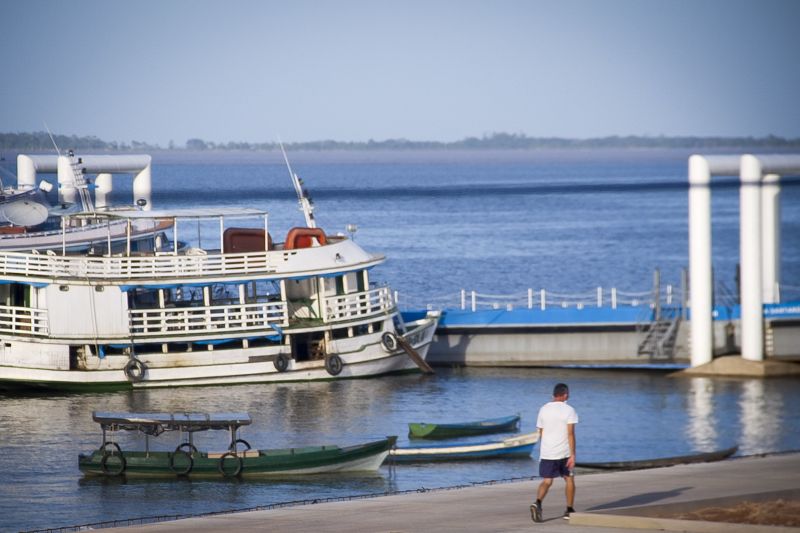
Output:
(539, 458), (572, 479)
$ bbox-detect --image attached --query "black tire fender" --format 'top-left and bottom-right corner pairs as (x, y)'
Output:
(218, 452), (243, 477)
(170, 450), (194, 476)
(176, 442), (198, 455)
(381, 332), (398, 352)
(100, 451), (126, 476)
(100, 441), (122, 454)
(123, 358), (146, 382)
(325, 354), (343, 376)
(230, 438), (251, 452)
(274, 354), (289, 372)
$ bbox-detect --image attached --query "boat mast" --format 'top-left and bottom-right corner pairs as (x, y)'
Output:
(279, 142), (316, 228)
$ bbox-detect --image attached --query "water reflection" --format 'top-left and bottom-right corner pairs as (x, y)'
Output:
(686, 377), (717, 451)
(739, 379), (783, 455)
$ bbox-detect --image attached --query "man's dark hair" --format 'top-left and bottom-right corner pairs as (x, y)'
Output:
(553, 383), (569, 397)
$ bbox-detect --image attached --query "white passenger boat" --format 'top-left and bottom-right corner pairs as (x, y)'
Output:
(0, 153), (439, 391)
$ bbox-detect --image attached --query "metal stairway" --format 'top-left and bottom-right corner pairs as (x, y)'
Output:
(65, 150), (95, 212)
(637, 309), (681, 359)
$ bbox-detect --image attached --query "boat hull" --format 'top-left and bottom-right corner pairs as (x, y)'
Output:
(390, 432), (538, 462)
(408, 414), (521, 439)
(79, 437), (397, 478)
(0, 315), (439, 391)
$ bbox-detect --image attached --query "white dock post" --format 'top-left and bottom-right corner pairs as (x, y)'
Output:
(94, 173), (113, 209)
(57, 155), (78, 205)
(611, 288), (617, 309)
(540, 289), (546, 310)
(740, 155), (764, 362)
(761, 173), (781, 304)
(688, 155), (714, 367)
(666, 284), (673, 305)
(461, 289), (466, 310)
(471, 291), (476, 312)
(597, 287), (602, 307)
(528, 288), (533, 309)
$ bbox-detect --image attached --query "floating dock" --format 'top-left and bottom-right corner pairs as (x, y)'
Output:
(403, 300), (800, 367)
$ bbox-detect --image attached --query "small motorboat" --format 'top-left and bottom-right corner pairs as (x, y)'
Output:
(79, 411), (397, 478)
(408, 414), (521, 439)
(389, 432), (538, 462)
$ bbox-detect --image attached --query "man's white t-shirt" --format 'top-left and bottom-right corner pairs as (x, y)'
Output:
(536, 400), (578, 460)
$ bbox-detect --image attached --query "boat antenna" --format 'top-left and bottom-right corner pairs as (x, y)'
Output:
(44, 122), (62, 156)
(279, 139), (316, 228)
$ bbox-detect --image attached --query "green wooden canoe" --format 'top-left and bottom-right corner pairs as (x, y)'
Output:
(408, 414), (520, 439)
(78, 411), (396, 478)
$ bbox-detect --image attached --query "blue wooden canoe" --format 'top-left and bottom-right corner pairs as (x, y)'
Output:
(389, 431), (538, 462)
(408, 414), (520, 439)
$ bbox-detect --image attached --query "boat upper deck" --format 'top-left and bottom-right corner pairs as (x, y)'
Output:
(0, 208), (384, 284)
(0, 238), (384, 284)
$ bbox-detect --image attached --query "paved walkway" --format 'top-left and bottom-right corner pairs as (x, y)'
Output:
(116, 453), (800, 532)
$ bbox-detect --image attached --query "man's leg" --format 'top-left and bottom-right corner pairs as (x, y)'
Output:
(537, 477), (553, 501)
(532, 478), (553, 522)
(565, 474), (575, 507)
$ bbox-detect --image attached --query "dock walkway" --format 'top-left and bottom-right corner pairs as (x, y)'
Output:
(113, 452), (799, 532)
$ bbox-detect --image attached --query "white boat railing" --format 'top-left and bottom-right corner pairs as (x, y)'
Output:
(0, 250), (285, 281)
(0, 305), (49, 336)
(0, 247), (381, 282)
(396, 285), (681, 312)
(129, 301), (288, 337)
(323, 286), (394, 321)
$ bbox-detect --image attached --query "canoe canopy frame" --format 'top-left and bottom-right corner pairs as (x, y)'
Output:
(92, 411), (252, 455)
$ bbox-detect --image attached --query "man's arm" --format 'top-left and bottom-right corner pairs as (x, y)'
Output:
(566, 423), (576, 469)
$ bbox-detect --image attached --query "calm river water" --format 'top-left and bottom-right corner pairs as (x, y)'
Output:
(0, 149), (798, 531)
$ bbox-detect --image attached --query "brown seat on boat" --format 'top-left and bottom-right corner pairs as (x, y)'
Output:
(223, 228), (273, 253)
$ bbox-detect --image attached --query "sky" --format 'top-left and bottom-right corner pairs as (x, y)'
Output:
(1, 0), (799, 145)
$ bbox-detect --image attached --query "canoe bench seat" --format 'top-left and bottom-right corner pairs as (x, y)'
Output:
(207, 450), (260, 458)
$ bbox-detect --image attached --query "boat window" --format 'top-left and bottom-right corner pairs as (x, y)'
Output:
(164, 286), (204, 307)
(247, 337), (282, 348)
(331, 327), (350, 340)
(210, 284), (240, 306)
(245, 280), (281, 303)
(128, 288), (160, 309)
(0, 283), (30, 307)
(335, 276), (345, 296)
(353, 324), (369, 337)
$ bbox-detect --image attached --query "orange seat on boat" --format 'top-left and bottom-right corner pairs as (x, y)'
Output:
(285, 227), (327, 250)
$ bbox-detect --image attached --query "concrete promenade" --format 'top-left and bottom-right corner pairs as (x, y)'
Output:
(115, 452), (799, 532)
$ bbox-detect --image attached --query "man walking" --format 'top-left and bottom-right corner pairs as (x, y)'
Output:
(531, 383), (578, 522)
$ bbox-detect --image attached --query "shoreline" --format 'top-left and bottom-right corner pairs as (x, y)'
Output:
(34, 450), (800, 532)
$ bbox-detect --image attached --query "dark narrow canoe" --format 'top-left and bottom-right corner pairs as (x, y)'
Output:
(79, 436), (397, 478)
(576, 445), (738, 471)
(389, 432), (538, 462)
(408, 414), (521, 439)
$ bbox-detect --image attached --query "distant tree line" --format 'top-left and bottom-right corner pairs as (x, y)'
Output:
(3, 131), (800, 152)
